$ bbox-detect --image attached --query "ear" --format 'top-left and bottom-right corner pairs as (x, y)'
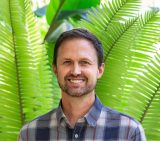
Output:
(97, 63), (105, 79)
(52, 64), (57, 76)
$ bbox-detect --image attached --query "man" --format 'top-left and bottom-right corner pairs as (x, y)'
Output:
(18, 29), (146, 141)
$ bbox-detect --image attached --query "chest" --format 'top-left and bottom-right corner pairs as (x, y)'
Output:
(31, 120), (128, 141)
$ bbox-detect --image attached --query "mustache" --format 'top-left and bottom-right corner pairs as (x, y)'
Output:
(64, 74), (87, 80)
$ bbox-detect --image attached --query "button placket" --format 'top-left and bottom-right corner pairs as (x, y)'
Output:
(73, 124), (81, 140)
(74, 133), (79, 138)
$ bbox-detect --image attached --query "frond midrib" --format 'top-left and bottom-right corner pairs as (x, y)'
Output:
(140, 82), (160, 123)
(9, 0), (24, 125)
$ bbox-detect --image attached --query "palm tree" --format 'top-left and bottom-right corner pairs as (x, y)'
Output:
(78, 0), (160, 140)
(0, 0), (56, 140)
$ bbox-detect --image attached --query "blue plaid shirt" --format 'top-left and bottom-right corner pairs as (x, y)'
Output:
(18, 96), (146, 141)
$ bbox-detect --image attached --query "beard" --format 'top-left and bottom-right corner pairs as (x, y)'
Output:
(57, 74), (97, 97)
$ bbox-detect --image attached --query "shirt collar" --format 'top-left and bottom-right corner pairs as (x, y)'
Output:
(85, 96), (103, 127)
(56, 96), (103, 127)
(56, 101), (65, 124)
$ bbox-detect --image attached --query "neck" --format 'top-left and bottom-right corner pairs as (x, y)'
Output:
(61, 92), (95, 128)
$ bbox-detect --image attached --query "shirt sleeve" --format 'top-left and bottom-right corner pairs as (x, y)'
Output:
(17, 133), (22, 141)
(130, 123), (147, 141)
(17, 124), (28, 141)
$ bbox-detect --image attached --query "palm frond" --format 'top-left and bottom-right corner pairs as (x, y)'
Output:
(125, 51), (160, 139)
(78, 0), (160, 140)
(23, 0), (54, 121)
(0, 0), (54, 140)
(79, 0), (141, 56)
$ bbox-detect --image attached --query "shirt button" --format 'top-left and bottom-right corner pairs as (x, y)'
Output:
(75, 134), (78, 138)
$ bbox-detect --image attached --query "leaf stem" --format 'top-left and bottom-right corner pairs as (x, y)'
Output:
(44, 0), (66, 42)
(9, 0), (24, 126)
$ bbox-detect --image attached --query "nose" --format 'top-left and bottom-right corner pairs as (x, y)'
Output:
(71, 63), (81, 76)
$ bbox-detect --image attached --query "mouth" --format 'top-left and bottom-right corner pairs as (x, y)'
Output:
(68, 79), (85, 84)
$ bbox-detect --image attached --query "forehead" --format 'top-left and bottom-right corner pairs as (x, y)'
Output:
(57, 38), (97, 61)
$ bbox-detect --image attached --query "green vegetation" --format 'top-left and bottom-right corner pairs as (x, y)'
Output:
(78, 1), (160, 140)
(0, 0), (160, 140)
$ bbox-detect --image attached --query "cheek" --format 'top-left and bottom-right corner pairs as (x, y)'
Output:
(57, 68), (69, 78)
(86, 70), (99, 80)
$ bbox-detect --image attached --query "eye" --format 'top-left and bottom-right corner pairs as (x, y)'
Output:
(63, 60), (72, 65)
(80, 61), (91, 65)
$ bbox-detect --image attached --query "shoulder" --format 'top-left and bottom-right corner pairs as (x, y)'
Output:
(101, 106), (141, 128)
(98, 106), (146, 140)
(19, 108), (57, 137)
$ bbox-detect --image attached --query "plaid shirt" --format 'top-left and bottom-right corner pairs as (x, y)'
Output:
(18, 96), (146, 141)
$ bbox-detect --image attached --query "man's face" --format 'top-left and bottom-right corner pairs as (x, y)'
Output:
(53, 38), (104, 97)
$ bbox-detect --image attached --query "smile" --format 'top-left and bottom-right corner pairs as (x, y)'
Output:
(68, 79), (85, 84)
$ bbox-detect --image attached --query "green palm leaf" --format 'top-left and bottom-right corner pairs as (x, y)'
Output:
(79, 0), (160, 140)
(45, 0), (100, 42)
(0, 0), (54, 140)
(126, 51), (160, 140)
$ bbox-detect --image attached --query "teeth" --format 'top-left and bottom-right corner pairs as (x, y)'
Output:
(70, 79), (83, 83)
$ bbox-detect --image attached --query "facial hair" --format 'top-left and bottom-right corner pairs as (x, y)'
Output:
(57, 74), (97, 97)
